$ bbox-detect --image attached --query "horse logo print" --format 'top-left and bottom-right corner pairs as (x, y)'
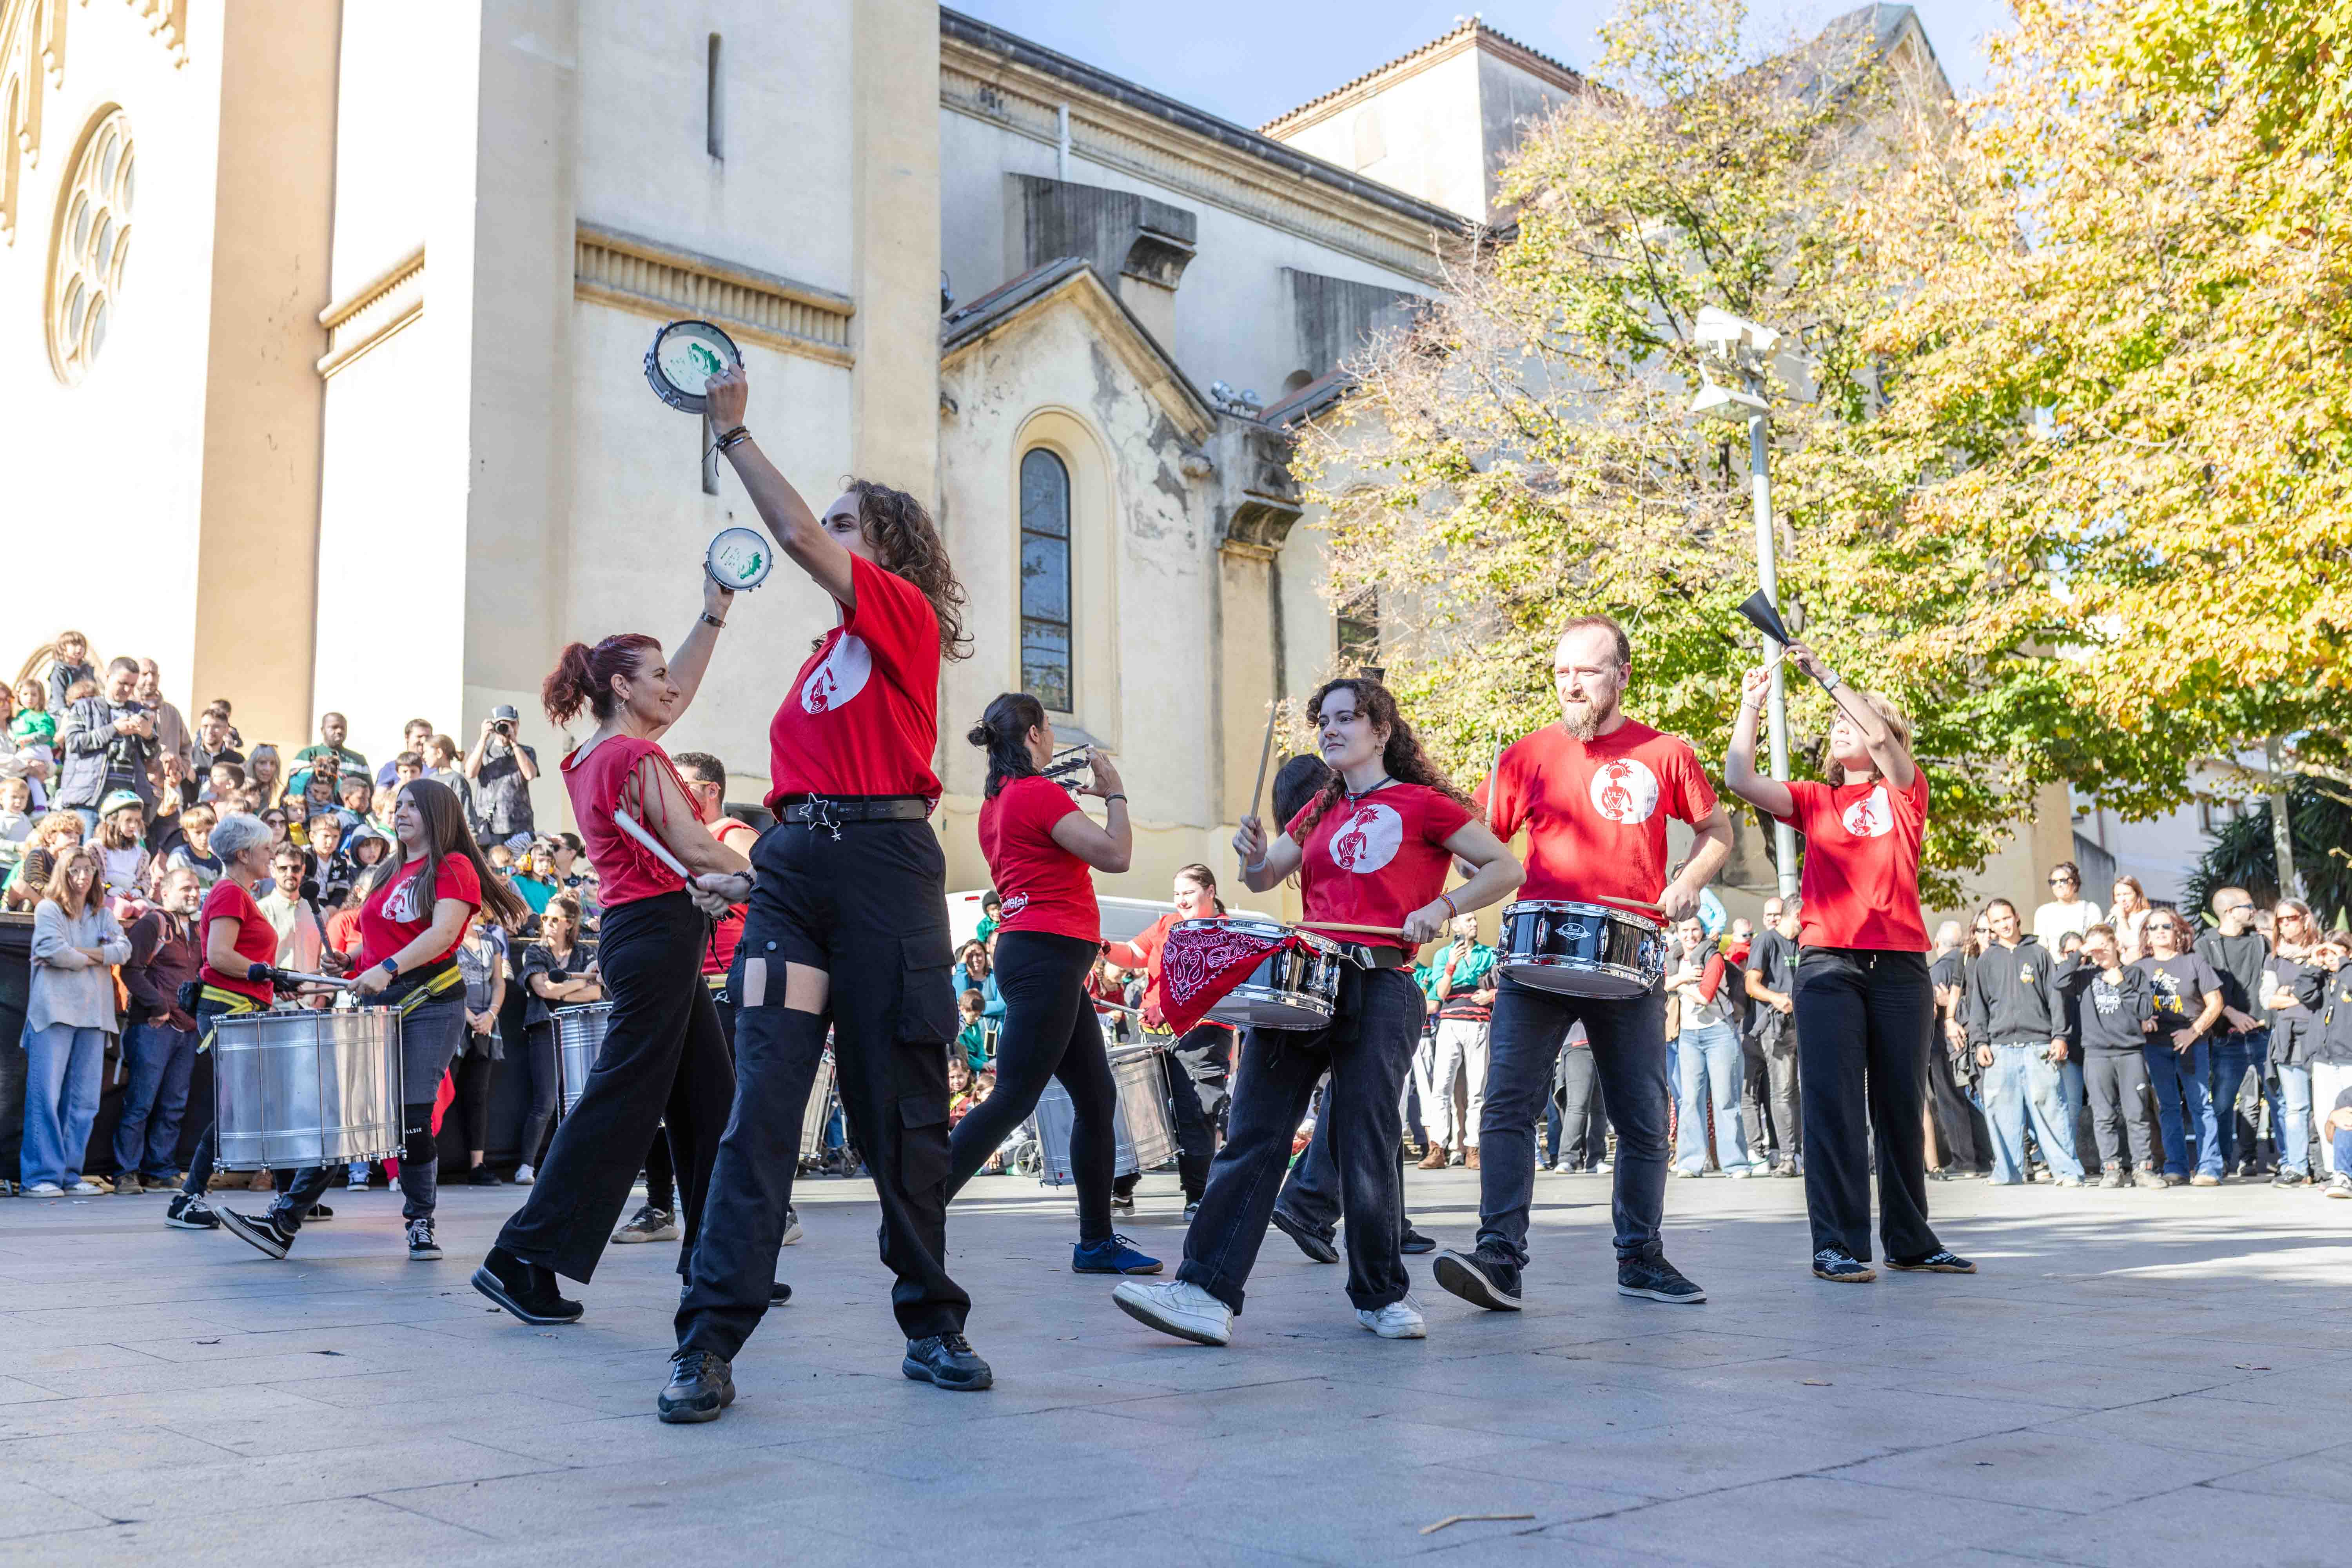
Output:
(1587, 757), (1660, 825)
(1840, 785), (1893, 839)
(800, 634), (874, 715)
(1327, 802), (1403, 874)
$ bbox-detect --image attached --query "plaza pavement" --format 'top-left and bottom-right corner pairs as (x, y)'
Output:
(0, 1165), (2347, 1566)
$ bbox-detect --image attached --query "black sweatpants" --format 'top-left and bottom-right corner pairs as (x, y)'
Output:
(947, 931), (1118, 1243)
(643, 980), (738, 1216)
(1164, 1024), (1231, 1200)
(2085, 1047), (2157, 1171)
(679, 816), (967, 1357)
(494, 892), (735, 1282)
(1793, 948), (1939, 1263)
(1925, 1018), (1988, 1172)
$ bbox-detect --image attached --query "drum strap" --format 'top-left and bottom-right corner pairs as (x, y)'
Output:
(390, 963), (465, 1017)
(195, 988), (260, 1054)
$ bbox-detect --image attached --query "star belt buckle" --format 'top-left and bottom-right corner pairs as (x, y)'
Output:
(802, 794), (842, 840)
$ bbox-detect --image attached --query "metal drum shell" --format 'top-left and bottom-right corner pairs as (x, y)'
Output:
(1496, 900), (1667, 998)
(212, 1007), (405, 1171)
(800, 1048), (836, 1161)
(1171, 917), (1344, 1031)
(1029, 1044), (1176, 1186)
(552, 1003), (612, 1116)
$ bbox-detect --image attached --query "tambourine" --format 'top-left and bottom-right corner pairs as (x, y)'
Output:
(644, 319), (742, 414)
(705, 526), (773, 592)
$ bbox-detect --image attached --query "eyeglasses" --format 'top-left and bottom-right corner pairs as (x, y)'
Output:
(2048, 876), (2076, 886)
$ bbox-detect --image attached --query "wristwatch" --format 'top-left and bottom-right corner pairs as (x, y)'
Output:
(379, 958), (400, 978)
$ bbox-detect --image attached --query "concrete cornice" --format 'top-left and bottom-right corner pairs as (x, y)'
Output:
(316, 243), (424, 378)
(941, 256), (1214, 443)
(573, 221), (855, 369)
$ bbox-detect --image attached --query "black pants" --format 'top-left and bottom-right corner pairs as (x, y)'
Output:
(1925, 1013), (1987, 1172)
(1274, 1073), (1414, 1242)
(179, 995), (252, 1197)
(495, 892), (734, 1281)
(680, 816), (966, 1356)
(1793, 948), (1938, 1262)
(947, 931), (1118, 1243)
(2085, 1048), (2157, 1171)
(1180, 966), (1422, 1314)
(454, 1049), (496, 1155)
(1742, 1018), (1803, 1163)
(515, 1022), (561, 1169)
(1556, 1045), (1610, 1169)
(645, 980), (737, 1216)
(1162, 1025), (1231, 1200)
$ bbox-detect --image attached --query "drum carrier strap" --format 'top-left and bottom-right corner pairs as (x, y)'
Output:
(196, 988), (261, 1053)
(384, 958), (465, 1016)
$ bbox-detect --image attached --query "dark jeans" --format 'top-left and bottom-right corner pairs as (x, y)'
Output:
(1274, 1073), (1413, 1243)
(453, 1048), (495, 1154)
(498, 891), (734, 1281)
(515, 1021), (561, 1169)
(947, 931), (1118, 1243)
(1555, 1045), (1610, 1169)
(2084, 1047), (2156, 1171)
(1179, 965), (1421, 1314)
(275, 1099), (439, 1227)
(114, 1021), (198, 1180)
(1165, 1025), (1232, 1200)
(681, 817), (966, 1357)
(2210, 1029), (2270, 1171)
(1793, 948), (1938, 1263)
(1475, 979), (1670, 1264)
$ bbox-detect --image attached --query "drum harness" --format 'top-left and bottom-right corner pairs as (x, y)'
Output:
(192, 962), (460, 1054)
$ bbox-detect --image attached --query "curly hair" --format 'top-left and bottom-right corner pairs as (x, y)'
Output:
(846, 478), (971, 661)
(1289, 677), (1474, 840)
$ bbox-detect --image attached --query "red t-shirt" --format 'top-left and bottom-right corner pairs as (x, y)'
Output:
(1485, 721), (1718, 905)
(1777, 770), (1932, 953)
(978, 775), (1099, 944)
(766, 553), (942, 809)
(356, 854), (482, 972)
(1288, 783), (1471, 933)
(702, 817), (754, 976)
(200, 878), (278, 1007)
(561, 735), (698, 910)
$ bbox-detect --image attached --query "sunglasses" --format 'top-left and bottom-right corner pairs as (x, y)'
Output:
(2048, 876), (2076, 886)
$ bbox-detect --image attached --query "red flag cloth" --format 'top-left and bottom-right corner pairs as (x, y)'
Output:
(1159, 921), (1296, 1036)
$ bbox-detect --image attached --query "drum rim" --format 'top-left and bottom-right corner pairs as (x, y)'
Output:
(1211, 982), (1338, 1018)
(1497, 952), (1661, 995)
(1171, 914), (1290, 940)
(1503, 898), (1664, 935)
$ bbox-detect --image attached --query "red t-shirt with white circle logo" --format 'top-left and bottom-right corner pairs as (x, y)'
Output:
(1485, 721), (1717, 905)
(978, 774), (1099, 944)
(1776, 771), (1931, 952)
(766, 553), (942, 810)
(1287, 782), (1472, 933)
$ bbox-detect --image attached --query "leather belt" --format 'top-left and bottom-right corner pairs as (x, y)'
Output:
(1343, 944), (1410, 971)
(778, 793), (931, 837)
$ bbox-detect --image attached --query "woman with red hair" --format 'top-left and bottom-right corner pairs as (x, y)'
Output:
(471, 573), (754, 1326)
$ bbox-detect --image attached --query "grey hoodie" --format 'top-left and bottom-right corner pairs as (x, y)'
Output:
(1967, 936), (2067, 1046)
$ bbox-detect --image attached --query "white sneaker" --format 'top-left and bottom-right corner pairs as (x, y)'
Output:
(22, 1181), (63, 1197)
(347, 1167), (370, 1191)
(780, 1209), (803, 1247)
(513, 1164), (535, 1187)
(1112, 1279), (1232, 1346)
(1728, 1169), (1752, 1180)
(1596, 1160), (1614, 1173)
(65, 1180), (103, 1196)
(1357, 1297), (1426, 1339)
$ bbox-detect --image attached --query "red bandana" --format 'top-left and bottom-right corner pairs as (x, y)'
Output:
(1159, 921), (1297, 1036)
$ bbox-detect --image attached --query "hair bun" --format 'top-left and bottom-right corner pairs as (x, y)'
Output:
(966, 720), (993, 750)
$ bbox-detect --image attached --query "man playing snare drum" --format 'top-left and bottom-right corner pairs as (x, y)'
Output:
(1432, 615), (1732, 1313)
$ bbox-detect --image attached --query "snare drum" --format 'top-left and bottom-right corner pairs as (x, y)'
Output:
(552, 1003), (611, 1115)
(1496, 900), (1666, 998)
(1175, 917), (1344, 1031)
(212, 1007), (405, 1171)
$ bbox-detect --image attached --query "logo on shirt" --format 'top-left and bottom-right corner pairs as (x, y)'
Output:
(2092, 980), (2124, 1016)
(1001, 892), (1030, 915)
(1840, 785), (1893, 839)
(1587, 757), (1659, 825)
(381, 868), (428, 923)
(2019, 961), (2035, 986)
(1327, 802), (1404, 874)
(800, 635), (873, 715)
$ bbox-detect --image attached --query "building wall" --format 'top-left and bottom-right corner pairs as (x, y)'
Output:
(1270, 47), (1489, 221)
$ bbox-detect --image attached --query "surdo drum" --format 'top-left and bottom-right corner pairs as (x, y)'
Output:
(552, 1002), (612, 1115)
(1177, 917), (1344, 1031)
(212, 1007), (405, 1171)
(1496, 900), (1667, 998)
(1029, 1044), (1178, 1186)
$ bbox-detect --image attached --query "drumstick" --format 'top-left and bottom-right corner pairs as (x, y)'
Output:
(1248, 701), (1278, 822)
(1294, 920), (1414, 940)
(615, 809), (694, 882)
(1592, 894), (1668, 915)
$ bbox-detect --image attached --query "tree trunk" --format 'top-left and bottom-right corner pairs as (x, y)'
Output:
(2266, 734), (2301, 900)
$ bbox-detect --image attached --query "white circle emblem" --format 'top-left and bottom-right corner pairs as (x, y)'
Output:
(1327, 802), (1404, 874)
(800, 634), (873, 715)
(1587, 757), (1660, 825)
(1840, 785), (1894, 839)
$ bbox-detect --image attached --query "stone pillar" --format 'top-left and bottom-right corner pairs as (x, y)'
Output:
(850, 0), (941, 497)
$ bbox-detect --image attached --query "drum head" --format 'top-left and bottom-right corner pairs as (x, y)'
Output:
(705, 526), (773, 592)
(644, 319), (742, 413)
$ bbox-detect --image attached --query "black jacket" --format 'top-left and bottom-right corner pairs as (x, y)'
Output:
(2062, 960), (2154, 1052)
(1967, 937), (2066, 1046)
(2292, 963), (2352, 1066)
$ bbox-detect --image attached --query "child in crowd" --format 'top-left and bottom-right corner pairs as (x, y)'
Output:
(0, 777), (32, 869)
(948, 1055), (976, 1125)
(4, 811), (83, 911)
(955, 988), (991, 1073)
(2064, 924), (2162, 1187)
(45, 630), (94, 711)
(9, 679), (54, 748)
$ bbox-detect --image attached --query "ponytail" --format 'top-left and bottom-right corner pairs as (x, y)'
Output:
(967, 691), (1047, 800)
(543, 634), (661, 728)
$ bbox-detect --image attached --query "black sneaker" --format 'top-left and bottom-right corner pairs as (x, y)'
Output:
(467, 1165), (499, 1186)
(657, 1348), (735, 1424)
(1183, 1201), (1201, 1220)
(1811, 1248), (1877, 1283)
(217, 1207), (295, 1259)
(1887, 1248), (1976, 1274)
(1432, 1245), (1524, 1311)
(407, 1218), (442, 1261)
(903, 1332), (993, 1392)
(770, 1281), (792, 1305)
(1110, 1191), (1136, 1213)
(1617, 1245), (1706, 1304)
(1270, 1207), (1339, 1265)
(306, 1204), (333, 1221)
(1399, 1226), (1437, 1255)
(470, 1245), (585, 1325)
(2273, 1170), (2309, 1188)
(165, 1192), (218, 1230)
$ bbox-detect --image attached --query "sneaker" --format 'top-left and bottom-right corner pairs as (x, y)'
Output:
(1432, 1245), (1524, 1312)
(902, 1332), (993, 1391)
(1675, 1168), (1704, 1179)
(471, 1245), (585, 1325)
(2054, 1175), (2083, 1189)
(467, 1165), (499, 1186)
(1728, 1168), (1752, 1180)
(2327, 1174), (2352, 1200)
(407, 1218), (442, 1261)
(347, 1165), (370, 1191)
(1812, 1249), (1877, 1283)
(306, 1204), (334, 1221)
(218, 1207), (296, 1259)
(1269, 1207), (1339, 1265)
(2273, 1170), (2310, 1187)
(611, 1205), (679, 1244)
(2190, 1172), (2221, 1187)
(1617, 1245), (1706, 1305)
(1399, 1226), (1437, 1255)
(1111, 1279), (1232, 1346)
(1357, 1297), (1426, 1338)
(657, 1348), (735, 1424)
(770, 1281), (792, 1305)
(1073, 1234), (1163, 1275)
(780, 1207), (803, 1247)
(2134, 1171), (2169, 1190)
(2099, 1169), (2125, 1189)
(1550, 1160), (1578, 1173)
(65, 1180), (103, 1196)
(1595, 1159), (1615, 1174)
(1887, 1249), (1976, 1274)
(513, 1163), (536, 1187)
(165, 1192), (218, 1229)
(1183, 1201), (1201, 1220)
(2162, 1172), (2188, 1187)
(111, 1173), (145, 1194)
(1776, 1161), (1798, 1178)
(21, 1182), (63, 1198)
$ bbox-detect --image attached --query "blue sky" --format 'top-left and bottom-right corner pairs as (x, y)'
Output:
(949, 1), (2017, 126)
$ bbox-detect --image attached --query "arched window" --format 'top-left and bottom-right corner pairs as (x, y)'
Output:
(1019, 448), (1073, 711)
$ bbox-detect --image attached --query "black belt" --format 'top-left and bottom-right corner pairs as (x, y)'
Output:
(778, 793), (931, 836)
(1343, 944), (1410, 971)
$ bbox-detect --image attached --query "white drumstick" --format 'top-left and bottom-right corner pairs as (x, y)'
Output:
(614, 809), (694, 882)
